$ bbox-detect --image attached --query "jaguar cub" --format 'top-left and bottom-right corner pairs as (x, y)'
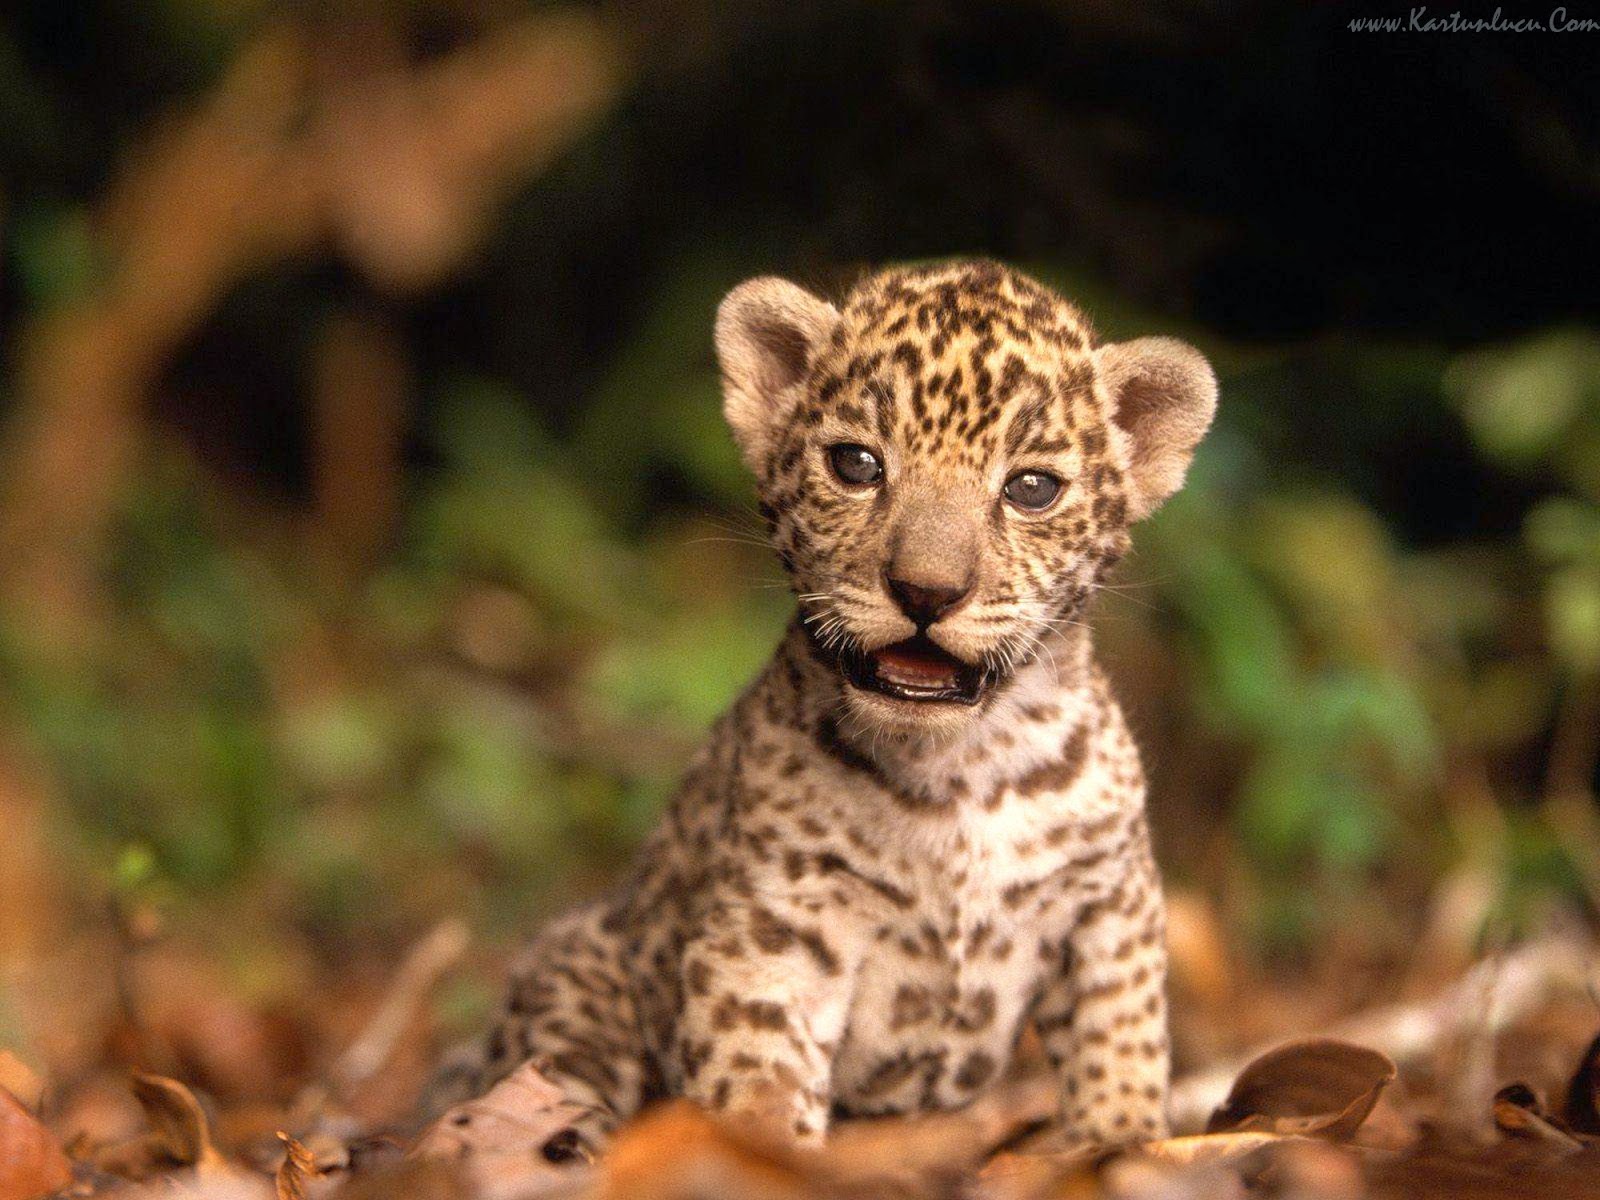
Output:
(476, 260), (1216, 1151)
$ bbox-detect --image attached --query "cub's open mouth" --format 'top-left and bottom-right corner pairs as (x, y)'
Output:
(839, 635), (990, 705)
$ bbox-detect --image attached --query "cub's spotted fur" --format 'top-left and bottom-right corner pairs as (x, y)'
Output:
(474, 260), (1216, 1151)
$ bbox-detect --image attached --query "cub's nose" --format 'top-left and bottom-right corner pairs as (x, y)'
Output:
(885, 573), (972, 626)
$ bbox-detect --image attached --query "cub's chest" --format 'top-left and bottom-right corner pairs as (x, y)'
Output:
(857, 828), (1081, 983)
(830, 854), (1056, 1116)
(823, 808), (1158, 1120)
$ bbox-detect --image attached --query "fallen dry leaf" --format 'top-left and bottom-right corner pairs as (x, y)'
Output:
(1492, 1083), (1584, 1151)
(1565, 1030), (1600, 1135)
(0, 1086), (73, 1200)
(94, 1072), (237, 1180)
(591, 1102), (815, 1200)
(112, 1178), (278, 1200)
(409, 1060), (593, 1198)
(133, 1072), (231, 1174)
(276, 1133), (317, 1200)
(1206, 1039), (1396, 1140)
(1365, 1130), (1600, 1199)
(1138, 1130), (1300, 1167)
(344, 1133), (408, 1173)
(977, 1148), (1096, 1198)
(1100, 1153), (1248, 1200)
(1253, 1138), (1366, 1200)
(328, 1159), (470, 1200)
(1091, 1134), (1340, 1200)
(826, 1073), (1054, 1185)
(0, 1053), (45, 1113)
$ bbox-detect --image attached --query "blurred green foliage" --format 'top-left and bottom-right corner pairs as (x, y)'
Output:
(0, 275), (793, 942)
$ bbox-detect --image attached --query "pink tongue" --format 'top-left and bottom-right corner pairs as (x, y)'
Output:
(875, 644), (959, 688)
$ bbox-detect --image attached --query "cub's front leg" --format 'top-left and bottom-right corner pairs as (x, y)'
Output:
(674, 896), (858, 1142)
(1034, 835), (1171, 1145)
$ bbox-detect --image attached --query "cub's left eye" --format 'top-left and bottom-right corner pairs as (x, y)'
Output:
(1004, 470), (1062, 511)
(828, 443), (884, 485)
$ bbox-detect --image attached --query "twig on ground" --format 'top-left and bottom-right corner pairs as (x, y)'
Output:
(1444, 940), (1509, 1138)
(827, 1072), (1056, 1176)
(327, 919), (471, 1102)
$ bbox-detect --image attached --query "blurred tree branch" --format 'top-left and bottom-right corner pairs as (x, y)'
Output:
(0, 10), (624, 648)
(0, 730), (66, 965)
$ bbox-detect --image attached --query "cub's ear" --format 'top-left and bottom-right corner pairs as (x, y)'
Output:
(1094, 336), (1217, 521)
(715, 277), (839, 476)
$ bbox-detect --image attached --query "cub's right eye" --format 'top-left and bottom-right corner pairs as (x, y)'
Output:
(827, 443), (884, 485)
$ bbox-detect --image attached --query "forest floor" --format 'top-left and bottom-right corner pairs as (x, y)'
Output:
(3, 907), (1600, 1200)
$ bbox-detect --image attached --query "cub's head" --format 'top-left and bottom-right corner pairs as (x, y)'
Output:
(715, 260), (1215, 735)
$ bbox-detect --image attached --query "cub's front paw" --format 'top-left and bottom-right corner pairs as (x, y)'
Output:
(693, 1075), (828, 1145)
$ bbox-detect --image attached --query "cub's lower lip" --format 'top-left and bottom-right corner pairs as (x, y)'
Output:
(842, 635), (988, 705)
